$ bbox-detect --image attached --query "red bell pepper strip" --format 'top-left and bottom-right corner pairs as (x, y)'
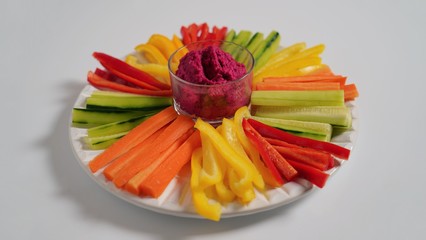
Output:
(198, 23), (209, 41)
(247, 119), (351, 160)
(94, 68), (141, 89)
(87, 71), (172, 96)
(180, 26), (191, 45)
(265, 137), (302, 149)
(92, 52), (170, 90)
(187, 23), (199, 43)
(286, 160), (329, 188)
(274, 146), (331, 171)
(242, 119), (297, 183)
(216, 26), (228, 41)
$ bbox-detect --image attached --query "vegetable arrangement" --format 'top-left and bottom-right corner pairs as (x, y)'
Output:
(72, 22), (359, 221)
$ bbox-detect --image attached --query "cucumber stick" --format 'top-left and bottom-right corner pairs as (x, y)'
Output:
(84, 132), (128, 150)
(253, 105), (352, 127)
(72, 108), (158, 128)
(251, 90), (345, 107)
(252, 31), (281, 72)
(251, 116), (333, 141)
(87, 115), (149, 138)
(86, 90), (172, 110)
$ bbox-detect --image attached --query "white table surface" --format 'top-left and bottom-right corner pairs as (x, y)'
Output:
(2, 0), (425, 239)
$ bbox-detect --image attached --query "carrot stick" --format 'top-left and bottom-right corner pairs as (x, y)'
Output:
(112, 115), (195, 188)
(263, 75), (347, 88)
(88, 106), (177, 173)
(256, 81), (341, 91)
(127, 130), (201, 197)
(274, 145), (332, 171)
(102, 125), (166, 180)
(343, 83), (359, 101)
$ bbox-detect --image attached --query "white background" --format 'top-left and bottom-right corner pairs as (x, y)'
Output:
(2, 0), (425, 239)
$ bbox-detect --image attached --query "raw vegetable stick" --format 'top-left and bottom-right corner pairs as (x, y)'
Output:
(343, 83), (359, 101)
(125, 129), (194, 196)
(256, 81), (341, 91)
(93, 52), (170, 90)
(102, 126), (166, 180)
(137, 130), (202, 198)
(112, 115), (195, 188)
(248, 118), (351, 160)
(87, 71), (172, 97)
(263, 75), (347, 88)
(88, 106), (177, 173)
(274, 145), (332, 171)
(287, 160), (329, 188)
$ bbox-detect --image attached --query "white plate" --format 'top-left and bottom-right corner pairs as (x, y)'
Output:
(69, 85), (358, 219)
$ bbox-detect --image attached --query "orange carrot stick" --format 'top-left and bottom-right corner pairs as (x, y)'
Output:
(263, 75), (347, 88)
(112, 115), (195, 188)
(88, 106), (177, 173)
(256, 81), (341, 91)
(137, 130), (201, 198)
(344, 83), (359, 101)
(102, 126), (166, 180)
(125, 129), (199, 196)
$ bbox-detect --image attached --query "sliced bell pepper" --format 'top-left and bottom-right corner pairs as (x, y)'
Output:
(287, 160), (329, 188)
(233, 107), (281, 187)
(247, 118), (351, 160)
(198, 22), (209, 41)
(190, 148), (221, 221)
(242, 118), (297, 182)
(87, 71), (172, 96)
(180, 26), (192, 45)
(147, 34), (178, 60)
(125, 55), (170, 85)
(198, 132), (223, 188)
(134, 43), (168, 65)
(92, 52), (170, 90)
(194, 118), (257, 199)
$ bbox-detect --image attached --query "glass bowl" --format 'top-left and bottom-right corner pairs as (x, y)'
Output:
(168, 40), (254, 125)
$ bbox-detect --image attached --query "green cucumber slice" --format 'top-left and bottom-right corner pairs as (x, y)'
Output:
(87, 115), (149, 138)
(251, 90), (345, 107)
(72, 108), (158, 128)
(253, 31), (281, 72)
(86, 91), (171, 110)
(253, 105), (352, 127)
(84, 132), (128, 150)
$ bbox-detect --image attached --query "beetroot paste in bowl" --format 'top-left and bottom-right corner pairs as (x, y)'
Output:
(169, 40), (254, 124)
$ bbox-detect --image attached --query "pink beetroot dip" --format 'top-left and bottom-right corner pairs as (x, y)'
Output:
(176, 46), (247, 85)
(172, 45), (252, 120)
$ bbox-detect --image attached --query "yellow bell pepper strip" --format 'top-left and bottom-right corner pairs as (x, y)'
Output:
(253, 57), (323, 86)
(194, 118), (257, 200)
(135, 43), (168, 65)
(260, 42), (307, 72)
(215, 178), (236, 204)
(233, 107), (282, 187)
(171, 34), (188, 60)
(148, 34), (178, 60)
(190, 148), (222, 221)
(125, 55), (170, 85)
(198, 132), (223, 188)
(220, 118), (264, 190)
